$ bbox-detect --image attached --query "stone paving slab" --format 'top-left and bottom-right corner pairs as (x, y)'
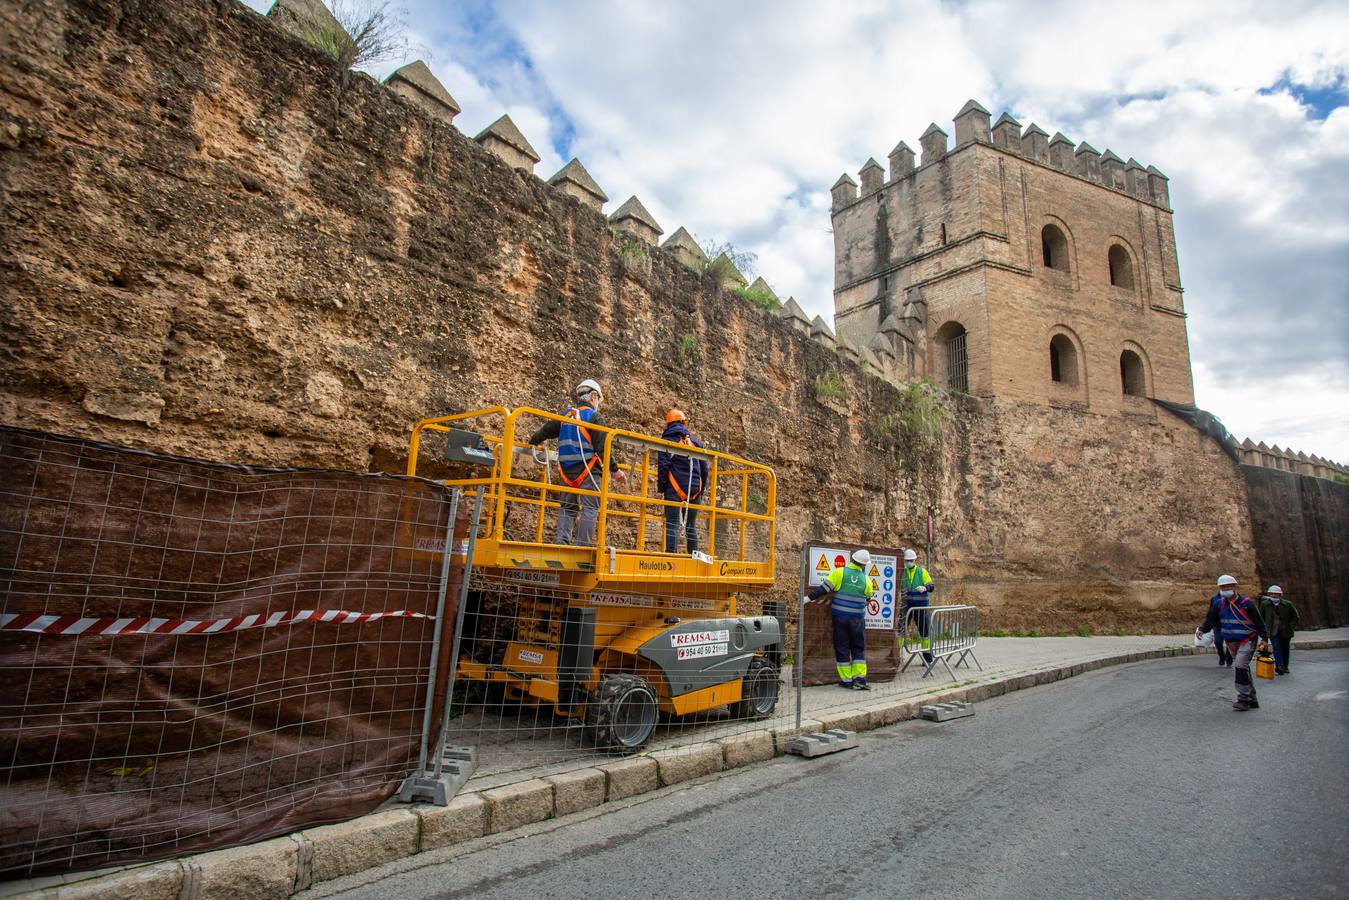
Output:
(10, 630), (1345, 899)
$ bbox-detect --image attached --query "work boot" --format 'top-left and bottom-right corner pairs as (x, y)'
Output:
(853, 677), (870, 691)
(837, 681), (853, 690)
(1232, 698), (1256, 711)
(1226, 660), (1234, 668)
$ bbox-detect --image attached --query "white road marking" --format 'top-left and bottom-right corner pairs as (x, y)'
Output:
(1314, 690), (1346, 701)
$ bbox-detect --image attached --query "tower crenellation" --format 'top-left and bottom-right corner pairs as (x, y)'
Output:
(991, 112), (1021, 152)
(1048, 132), (1075, 171)
(830, 99), (1192, 416)
(919, 123), (949, 165)
(953, 99), (992, 146)
(859, 157), (885, 195)
(1021, 123), (1049, 164)
(888, 142), (916, 181)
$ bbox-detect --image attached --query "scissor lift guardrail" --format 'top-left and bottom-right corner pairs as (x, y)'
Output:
(406, 407), (777, 596)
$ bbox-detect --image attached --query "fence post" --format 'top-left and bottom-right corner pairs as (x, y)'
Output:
(399, 490), (482, 805)
(398, 490), (459, 803)
(431, 490), (485, 784)
(796, 544), (809, 731)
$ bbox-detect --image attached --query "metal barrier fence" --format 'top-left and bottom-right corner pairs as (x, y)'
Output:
(898, 604), (982, 682)
(0, 428), (461, 877)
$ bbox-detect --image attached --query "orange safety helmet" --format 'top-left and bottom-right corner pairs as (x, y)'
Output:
(664, 408), (688, 425)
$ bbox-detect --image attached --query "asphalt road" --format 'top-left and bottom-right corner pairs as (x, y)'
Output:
(310, 650), (1349, 900)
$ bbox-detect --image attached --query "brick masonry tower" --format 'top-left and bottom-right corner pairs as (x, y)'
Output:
(830, 100), (1194, 415)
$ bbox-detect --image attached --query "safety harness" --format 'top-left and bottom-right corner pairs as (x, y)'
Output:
(557, 406), (600, 489)
(665, 434), (703, 502)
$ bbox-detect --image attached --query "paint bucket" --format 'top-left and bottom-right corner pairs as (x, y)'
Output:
(1255, 651), (1275, 680)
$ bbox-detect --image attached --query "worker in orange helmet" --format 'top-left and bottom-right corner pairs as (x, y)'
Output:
(656, 409), (708, 554)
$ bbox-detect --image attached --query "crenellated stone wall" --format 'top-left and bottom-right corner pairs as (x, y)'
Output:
(0, 0), (1267, 632)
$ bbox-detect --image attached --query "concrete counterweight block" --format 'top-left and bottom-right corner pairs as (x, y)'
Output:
(784, 729), (858, 758)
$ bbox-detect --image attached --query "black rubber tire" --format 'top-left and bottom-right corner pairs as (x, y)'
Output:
(730, 657), (779, 720)
(585, 673), (659, 752)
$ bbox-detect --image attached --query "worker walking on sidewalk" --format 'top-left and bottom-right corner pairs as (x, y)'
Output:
(806, 549), (878, 690)
(901, 549), (936, 666)
(1198, 574), (1271, 711)
(526, 378), (627, 546)
(655, 409), (708, 554)
(1258, 585), (1299, 675)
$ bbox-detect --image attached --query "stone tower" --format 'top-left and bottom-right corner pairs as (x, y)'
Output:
(830, 99), (1193, 414)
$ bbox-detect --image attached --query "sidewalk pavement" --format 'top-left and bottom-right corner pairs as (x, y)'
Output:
(8, 628), (1346, 899)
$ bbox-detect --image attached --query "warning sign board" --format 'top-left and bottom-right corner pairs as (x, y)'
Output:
(807, 547), (847, 588)
(805, 544), (897, 632)
(867, 553), (897, 631)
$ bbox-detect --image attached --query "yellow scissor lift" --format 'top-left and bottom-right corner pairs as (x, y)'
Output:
(407, 407), (782, 751)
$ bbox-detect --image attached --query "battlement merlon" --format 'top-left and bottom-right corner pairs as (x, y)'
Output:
(859, 158), (885, 195)
(831, 173), (859, 212)
(953, 99), (991, 146)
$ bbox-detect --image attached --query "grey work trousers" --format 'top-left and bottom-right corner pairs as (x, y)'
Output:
(556, 468), (601, 546)
(1226, 639), (1257, 701)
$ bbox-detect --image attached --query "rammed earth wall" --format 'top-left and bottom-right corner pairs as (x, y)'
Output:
(1, 0), (1269, 631)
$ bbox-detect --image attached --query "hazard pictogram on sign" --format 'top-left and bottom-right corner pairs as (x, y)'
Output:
(815, 553), (830, 571)
(868, 564), (880, 576)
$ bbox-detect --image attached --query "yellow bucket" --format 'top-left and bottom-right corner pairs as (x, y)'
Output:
(1255, 651), (1275, 680)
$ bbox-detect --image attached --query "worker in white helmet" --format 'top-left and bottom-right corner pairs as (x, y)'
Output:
(901, 549), (936, 666)
(1198, 574), (1270, 711)
(1258, 585), (1299, 675)
(526, 379), (627, 546)
(805, 548), (878, 690)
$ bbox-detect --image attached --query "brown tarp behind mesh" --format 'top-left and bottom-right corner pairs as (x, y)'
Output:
(0, 428), (463, 877)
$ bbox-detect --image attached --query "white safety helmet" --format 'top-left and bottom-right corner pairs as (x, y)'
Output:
(903, 549), (918, 562)
(1266, 585), (1282, 596)
(575, 378), (603, 401)
(851, 548), (871, 566)
(1216, 574), (1237, 587)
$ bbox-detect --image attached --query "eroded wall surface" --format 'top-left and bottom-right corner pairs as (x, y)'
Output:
(1242, 467), (1349, 628)
(0, 0), (1261, 631)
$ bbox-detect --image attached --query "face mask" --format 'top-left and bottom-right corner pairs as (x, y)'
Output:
(1220, 589), (1234, 599)
(905, 562), (916, 570)
(1272, 597), (1281, 604)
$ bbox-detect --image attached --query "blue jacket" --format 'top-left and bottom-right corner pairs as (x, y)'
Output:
(657, 422), (708, 501)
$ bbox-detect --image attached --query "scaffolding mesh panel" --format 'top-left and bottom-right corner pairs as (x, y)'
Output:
(0, 428), (458, 877)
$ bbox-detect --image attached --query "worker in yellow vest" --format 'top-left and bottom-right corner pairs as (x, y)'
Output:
(807, 549), (878, 690)
(902, 548), (936, 665)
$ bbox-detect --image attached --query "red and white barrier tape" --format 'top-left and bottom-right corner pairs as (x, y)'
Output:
(0, 608), (432, 637)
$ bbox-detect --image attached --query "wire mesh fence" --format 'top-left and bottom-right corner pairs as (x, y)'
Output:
(0, 428), (461, 877)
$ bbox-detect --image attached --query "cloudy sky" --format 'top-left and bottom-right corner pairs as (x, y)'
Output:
(250, 0), (1349, 462)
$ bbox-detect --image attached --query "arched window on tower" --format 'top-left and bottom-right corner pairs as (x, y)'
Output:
(935, 321), (968, 394)
(1049, 334), (1079, 385)
(1120, 350), (1146, 396)
(1108, 244), (1134, 290)
(1042, 224), (1069, 272)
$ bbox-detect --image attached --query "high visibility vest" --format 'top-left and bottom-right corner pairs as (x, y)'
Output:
(829, 565), (871, 620)
(902, 565), (932, 604)
(557, 406), (599, 487)
(1217, 595), (1257, 644)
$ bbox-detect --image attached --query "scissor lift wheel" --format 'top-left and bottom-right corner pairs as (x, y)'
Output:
(730, 657), (779, 720)
(585, 673), (658, 752)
